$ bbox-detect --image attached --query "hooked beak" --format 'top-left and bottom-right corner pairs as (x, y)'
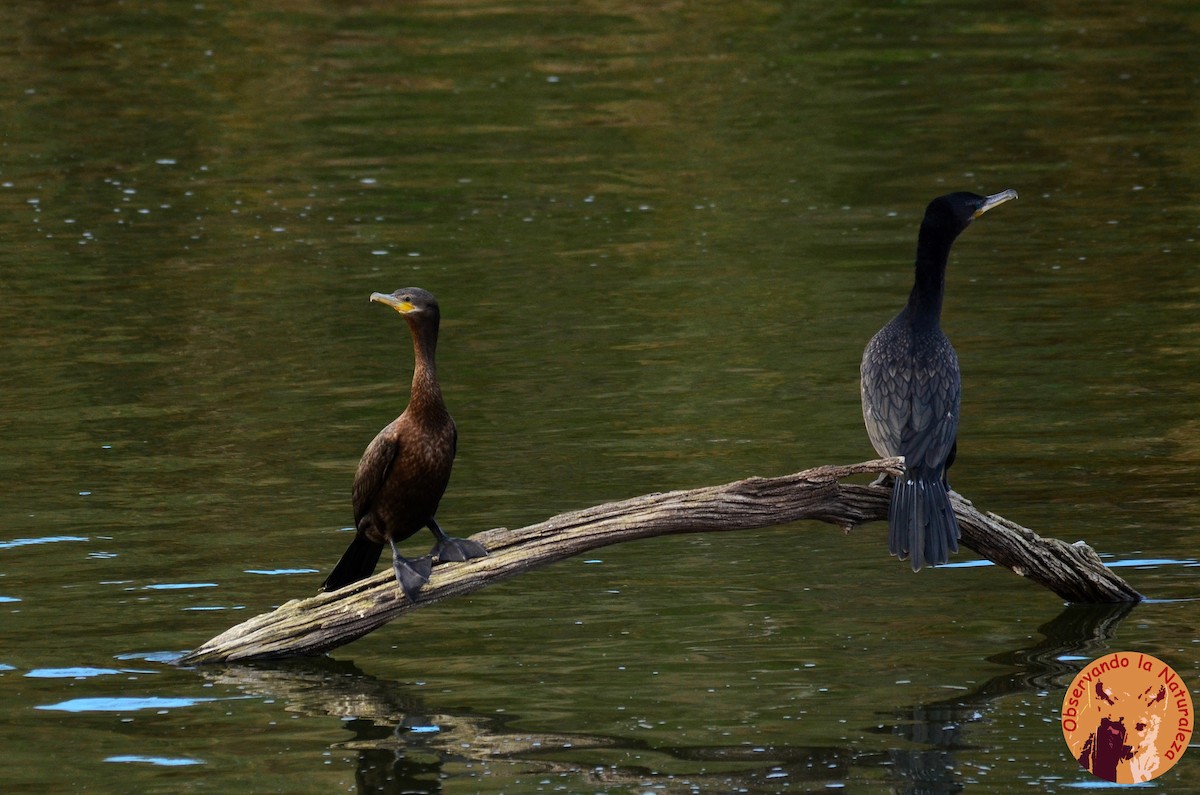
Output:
(370, 292), (416, 313)
(973, 188), (1018, 218)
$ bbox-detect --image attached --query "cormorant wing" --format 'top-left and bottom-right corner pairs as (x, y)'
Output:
(352, 424), (402, 527)
(899, 339), (960, 472)
(860, 341), (908, 458)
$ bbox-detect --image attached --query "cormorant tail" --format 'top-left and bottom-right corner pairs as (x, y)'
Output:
(320, 535), (385, 592)
(887, 470), (960, 571)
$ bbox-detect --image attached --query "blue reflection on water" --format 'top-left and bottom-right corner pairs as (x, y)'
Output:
(1106, 557), (1197, 568)
(37, 696), (220, 712)
(114, 651), (186, 664)
(943, 556), (1197, 572)
(25, 667), (125, 679)
(244, 568), (319, 575)
(105, 755), (204, 767)
(408, 725), (441, 734)
(141, 583), (218, 590)
(1060, 780), (1154, 789)
(0, 536), (88, 550)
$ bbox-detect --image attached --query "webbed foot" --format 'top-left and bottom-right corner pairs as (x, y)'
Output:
(432, 536), (488, 563)
(427, 517), (488, 563)
(389, 540), (432, 601)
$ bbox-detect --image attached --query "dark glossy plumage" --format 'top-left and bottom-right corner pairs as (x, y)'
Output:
(320, 287), (486, 599)
(861, 189), (1016, 570)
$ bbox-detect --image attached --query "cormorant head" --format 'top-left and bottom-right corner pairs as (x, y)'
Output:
(922, 189), (1018, 238)
(370, 287), (440, 320)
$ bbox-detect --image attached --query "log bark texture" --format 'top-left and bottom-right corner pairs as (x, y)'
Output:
(178, 458), (1142, 665)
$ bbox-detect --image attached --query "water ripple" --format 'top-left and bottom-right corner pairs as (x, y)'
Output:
(244, 568), (318, 576)
(1106, 557), (1197, 568)
(36, 696), (223, 713)
(114, 651), (187, 664)
(25, 667), (126, 679)
(0, 535), (88, 550)
(105, 755), (204, 767)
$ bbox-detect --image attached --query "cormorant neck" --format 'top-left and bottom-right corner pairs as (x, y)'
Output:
(406, 317), (445, 415)
(905, 224), (960, 328)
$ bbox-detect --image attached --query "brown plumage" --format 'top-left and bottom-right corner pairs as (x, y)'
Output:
(319, 287), (486, 599)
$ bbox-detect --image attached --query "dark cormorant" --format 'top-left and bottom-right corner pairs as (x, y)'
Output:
(860, 189), (1017, 570)
(320, 287), (487, 599)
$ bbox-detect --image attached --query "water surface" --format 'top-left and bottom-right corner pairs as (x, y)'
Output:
(2, 1), (1198, 792)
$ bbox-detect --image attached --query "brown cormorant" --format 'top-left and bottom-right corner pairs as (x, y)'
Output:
(320, 287), (487, 599)
(860, 189), (1017, 570)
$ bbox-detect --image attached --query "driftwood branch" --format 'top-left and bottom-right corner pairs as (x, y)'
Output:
(178, 458), (1142, 665)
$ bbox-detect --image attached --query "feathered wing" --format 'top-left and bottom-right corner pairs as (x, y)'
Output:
(860, 320), (908, 458)
(900, 335), (960, 472)
(892, 335), (961, 568)
(352, 425), (401, 530)
(319, 428), (401, 592)
(862, 323), (961, 569)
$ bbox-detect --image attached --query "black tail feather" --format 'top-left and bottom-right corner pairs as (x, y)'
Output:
(887, 470), (960, 571)
(320, 534), (385, 592)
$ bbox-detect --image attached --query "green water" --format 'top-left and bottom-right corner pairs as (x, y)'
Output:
(2, 1), (1198, 792)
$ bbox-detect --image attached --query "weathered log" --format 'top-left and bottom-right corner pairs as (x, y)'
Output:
(178, 458), (1142, 665)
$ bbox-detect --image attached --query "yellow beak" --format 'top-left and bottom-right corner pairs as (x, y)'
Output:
(370, 292), (416, 313)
